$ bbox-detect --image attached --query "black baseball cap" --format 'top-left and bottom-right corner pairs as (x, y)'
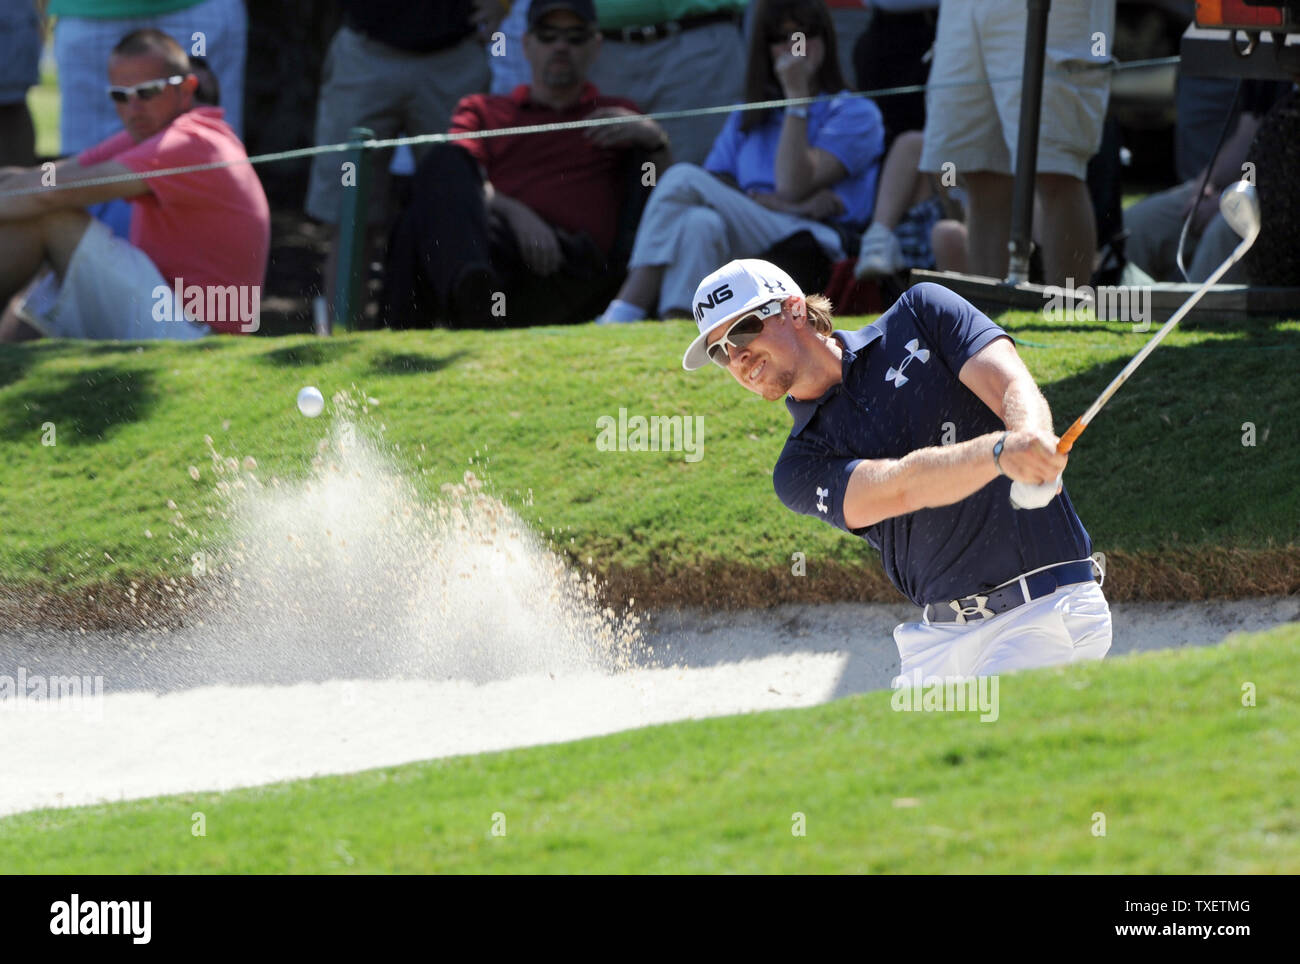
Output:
(527, 0), (597, 29)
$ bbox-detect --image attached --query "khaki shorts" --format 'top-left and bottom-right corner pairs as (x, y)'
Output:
(305, 26), (490, 224)
(919, 0), (1114, 180)
(19, 219), (209, 341)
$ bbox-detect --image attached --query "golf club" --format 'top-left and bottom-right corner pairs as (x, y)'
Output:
(1010, 180), (1261, 509)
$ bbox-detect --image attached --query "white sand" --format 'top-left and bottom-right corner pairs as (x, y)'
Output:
(2, 595), (1295, 818)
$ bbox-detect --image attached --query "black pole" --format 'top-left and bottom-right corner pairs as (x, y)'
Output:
(1007, 0), (1051, 285)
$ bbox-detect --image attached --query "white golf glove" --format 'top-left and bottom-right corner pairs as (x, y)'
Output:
(1009, 474), (1062, 510)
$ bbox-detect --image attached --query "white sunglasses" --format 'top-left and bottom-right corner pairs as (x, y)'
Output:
(107, 75), (186, 104)
(707, 299), (784, 368)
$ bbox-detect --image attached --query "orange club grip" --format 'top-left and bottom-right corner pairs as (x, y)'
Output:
(1056, 418), (1086, 455)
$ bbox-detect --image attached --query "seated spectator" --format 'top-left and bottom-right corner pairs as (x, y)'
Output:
(1124, 80), (1292, 285)
(92, 53), (222, 244)
(0, 29), (269, 341)
(599, 0), (884, 322)
(381, 0), (670, 328)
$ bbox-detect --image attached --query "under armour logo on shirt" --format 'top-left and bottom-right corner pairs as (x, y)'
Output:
(885, 338), (931, 388)
(815, 486), (829, 514)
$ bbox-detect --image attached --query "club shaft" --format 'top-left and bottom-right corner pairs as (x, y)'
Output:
(1055, 237), (1253, 455)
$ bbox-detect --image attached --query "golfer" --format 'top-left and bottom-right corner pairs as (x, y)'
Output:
(682, 259), (1111, 683)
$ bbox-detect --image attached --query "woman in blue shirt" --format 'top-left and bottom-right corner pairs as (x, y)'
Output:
(598, 0), (885, 323)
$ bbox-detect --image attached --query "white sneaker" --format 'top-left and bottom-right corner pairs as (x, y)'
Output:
(854, 222), (905, 280)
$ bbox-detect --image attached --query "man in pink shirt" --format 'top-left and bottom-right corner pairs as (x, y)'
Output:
(0, 28), (269, 341)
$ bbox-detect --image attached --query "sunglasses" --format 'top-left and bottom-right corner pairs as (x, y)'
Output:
(533, 27), (595, 46)
(707, 300), (784, 368)
(107, 75), (186, 103)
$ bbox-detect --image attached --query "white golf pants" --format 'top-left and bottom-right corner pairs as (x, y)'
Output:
(892, 580), (1112, 687)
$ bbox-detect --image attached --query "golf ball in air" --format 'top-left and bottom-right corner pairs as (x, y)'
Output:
(297, 386), (325, 418)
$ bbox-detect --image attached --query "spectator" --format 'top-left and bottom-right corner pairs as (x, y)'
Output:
(599, 0), (884, 322)
(0, 29), (269, 341)
(0, 0), (42, 168)
(1124, 81), (1292, 284)
(919, 0), (1113, 287)
(588, 0), (746, 165)
(304, 0), (495, 311)
(50, 0), (247, 150)
(852, 0), (936, 151)
(381, 0), (669, 328)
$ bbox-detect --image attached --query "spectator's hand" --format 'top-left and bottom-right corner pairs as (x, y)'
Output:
(793, 188), (844, 221)
(504, 202), (563, 275)
(584, 107), (664, 151)
(471, 0), (508, 42)
(748, 188), (843, 221)
(746, 190), (795, 213)
(773, 51), (816, 99)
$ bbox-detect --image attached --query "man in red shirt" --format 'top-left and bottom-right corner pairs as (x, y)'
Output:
(0, 28), (269, 342)
(382, 0), (671, 329)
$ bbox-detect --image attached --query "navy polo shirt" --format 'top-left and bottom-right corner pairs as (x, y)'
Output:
(773, 283), (1093, 607)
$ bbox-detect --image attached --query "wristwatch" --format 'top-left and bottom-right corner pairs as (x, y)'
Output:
(992, 431), (1009, 476)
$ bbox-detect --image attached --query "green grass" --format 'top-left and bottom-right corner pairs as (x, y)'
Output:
(1, 314), (1298, 593)
(2, 622), (1296, 873)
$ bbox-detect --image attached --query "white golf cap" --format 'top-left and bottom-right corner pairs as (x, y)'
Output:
(681, 259), (802, 371)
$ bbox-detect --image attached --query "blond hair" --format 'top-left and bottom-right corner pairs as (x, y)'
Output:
(805, 292), (836, 335)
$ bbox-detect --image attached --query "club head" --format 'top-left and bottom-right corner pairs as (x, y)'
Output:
(1219, 181), (1260, 244)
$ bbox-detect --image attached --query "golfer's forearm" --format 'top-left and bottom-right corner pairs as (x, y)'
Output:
(845, 433), (1002, 525)
(1000, 377), (1054, 435)
(894, 433), (1004, 511)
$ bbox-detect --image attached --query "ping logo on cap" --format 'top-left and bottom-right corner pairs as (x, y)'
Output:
(693, 283), (733, 322)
